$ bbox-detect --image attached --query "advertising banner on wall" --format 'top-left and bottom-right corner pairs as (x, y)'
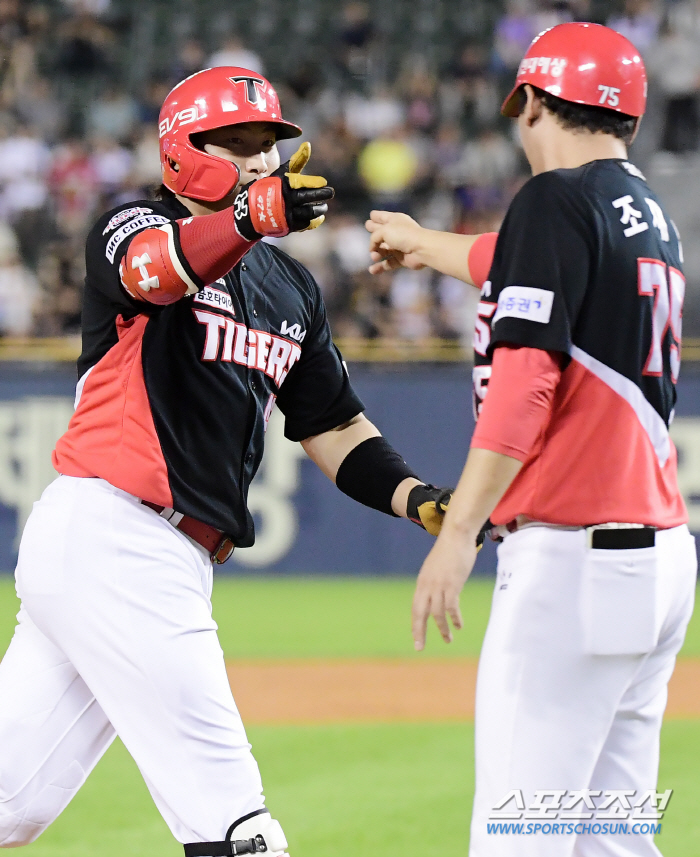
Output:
(0, 365), (700, 575)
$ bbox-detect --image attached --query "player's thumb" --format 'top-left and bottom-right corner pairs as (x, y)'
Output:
(288, 141), (311, 174)
(286, 172), (328, 190)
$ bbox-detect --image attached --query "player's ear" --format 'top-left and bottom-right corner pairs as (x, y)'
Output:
(522, 84), (544, 127)
(629, 115), (642, 145)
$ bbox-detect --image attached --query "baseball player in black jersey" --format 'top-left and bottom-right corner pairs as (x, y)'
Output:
(0, 67), (453, 856)
(367, 23), (696, 857)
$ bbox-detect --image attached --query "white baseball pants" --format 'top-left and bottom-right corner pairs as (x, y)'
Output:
(0, 475), (266, 848)
(469, 524), (696, 857)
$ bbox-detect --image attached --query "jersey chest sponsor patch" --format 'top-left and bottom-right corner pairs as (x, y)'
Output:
(493, 286), (554, 325)
(193, 285), (235, 315)
(105, 215), (170, 263)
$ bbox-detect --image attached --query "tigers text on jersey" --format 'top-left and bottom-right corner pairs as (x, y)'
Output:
(53, 196), (364, 545)
(473, 159), (687, 528)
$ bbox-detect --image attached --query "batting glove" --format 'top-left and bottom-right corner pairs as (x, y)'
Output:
(407, 484), (453, 537)
(407, 483), (490, 549)
(233, 142), (334, 240)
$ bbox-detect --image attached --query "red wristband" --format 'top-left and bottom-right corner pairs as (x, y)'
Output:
(248, 177), (290, 237)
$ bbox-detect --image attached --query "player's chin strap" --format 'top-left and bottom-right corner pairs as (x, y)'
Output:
(184, 809), (289, 857)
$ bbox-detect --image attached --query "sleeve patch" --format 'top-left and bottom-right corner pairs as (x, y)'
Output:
(105, 214), (170, 263)
(102, 207), (154, 234)
(493, 286), (554, 325)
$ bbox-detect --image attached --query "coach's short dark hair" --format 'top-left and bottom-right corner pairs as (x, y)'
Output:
(522, 85), (638, 145)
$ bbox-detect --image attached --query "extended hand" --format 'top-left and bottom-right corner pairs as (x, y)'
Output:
(234, 142), (334, 239)
(412, 527), (478, 650)
(365, 210), (427, 273)
(279, 141), (334, 232)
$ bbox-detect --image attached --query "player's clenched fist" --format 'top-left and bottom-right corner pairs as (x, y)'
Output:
(365, 210), (427, 273)
(234, 142), (334, 239)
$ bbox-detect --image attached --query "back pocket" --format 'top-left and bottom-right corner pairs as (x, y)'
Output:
(580, 546), (658, 655)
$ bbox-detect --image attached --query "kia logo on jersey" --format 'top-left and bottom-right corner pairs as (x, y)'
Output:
(280, 320), (306, 342)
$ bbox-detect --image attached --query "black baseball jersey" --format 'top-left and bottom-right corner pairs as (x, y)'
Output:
(53, 195), (364, 545)
(473, 158), (686, 527)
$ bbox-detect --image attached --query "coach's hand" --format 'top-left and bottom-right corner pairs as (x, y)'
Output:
(365, 210), (427, 273)
(234, 142), (334, 239)
(412, 524), (479, 650)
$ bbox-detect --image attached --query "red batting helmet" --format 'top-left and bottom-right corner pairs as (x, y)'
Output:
(159, 67), (302, 202)
(501, 22), (647, 119)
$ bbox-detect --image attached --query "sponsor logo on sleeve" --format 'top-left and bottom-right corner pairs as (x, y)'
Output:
(102, 207), (154, 234)
(105, 215), (170, 263)
(493, 286), (554, 325)
(193, 286), (235, 315)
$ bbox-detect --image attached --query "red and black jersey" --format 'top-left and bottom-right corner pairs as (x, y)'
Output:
(473, 158), (687, 528)
(53, 195), (364, 545)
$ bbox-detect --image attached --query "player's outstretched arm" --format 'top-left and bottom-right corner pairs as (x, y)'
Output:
(365, 211), (498, 288)
(300, 414), (454, 535)
(119, 142), (333, 305)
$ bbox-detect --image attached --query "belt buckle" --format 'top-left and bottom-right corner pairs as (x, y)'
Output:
(212, 535), (235, 564)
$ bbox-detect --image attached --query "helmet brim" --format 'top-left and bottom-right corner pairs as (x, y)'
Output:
(501, 85), (522, 118)
(271, 119), (303, 141)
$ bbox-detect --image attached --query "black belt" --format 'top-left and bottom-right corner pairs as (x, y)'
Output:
(589, 527), (656, 550)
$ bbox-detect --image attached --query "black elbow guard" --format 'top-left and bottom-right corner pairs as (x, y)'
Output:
(335, 436), (417, 516)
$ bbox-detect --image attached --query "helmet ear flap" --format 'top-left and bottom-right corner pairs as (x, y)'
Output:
(161, 140), (241, 202)
(185, 150), (241, 201)
(161, 140), (195, 194)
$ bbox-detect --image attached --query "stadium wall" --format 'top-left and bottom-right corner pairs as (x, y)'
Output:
(0, 364), (699, 575)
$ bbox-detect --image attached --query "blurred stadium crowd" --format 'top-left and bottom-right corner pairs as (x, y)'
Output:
(0, 0), (699, 346)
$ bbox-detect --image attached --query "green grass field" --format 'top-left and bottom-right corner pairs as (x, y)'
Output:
(4, 575), (698, 660)
(1, 575), (699, 856)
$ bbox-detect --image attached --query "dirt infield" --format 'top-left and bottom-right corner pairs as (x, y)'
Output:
(227, 658), (700, 724)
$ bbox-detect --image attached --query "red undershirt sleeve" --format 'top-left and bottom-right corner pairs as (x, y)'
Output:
(467, 231), (498, 288)
(176, 207), (258, 286)
(471, 345), (562, 461)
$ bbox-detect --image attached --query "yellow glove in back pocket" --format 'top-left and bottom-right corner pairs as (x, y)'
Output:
(580, 544), (659, 656)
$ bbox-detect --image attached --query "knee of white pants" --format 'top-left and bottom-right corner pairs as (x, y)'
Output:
(0, 810), (43, 848)
(0, 760), (84, 847)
